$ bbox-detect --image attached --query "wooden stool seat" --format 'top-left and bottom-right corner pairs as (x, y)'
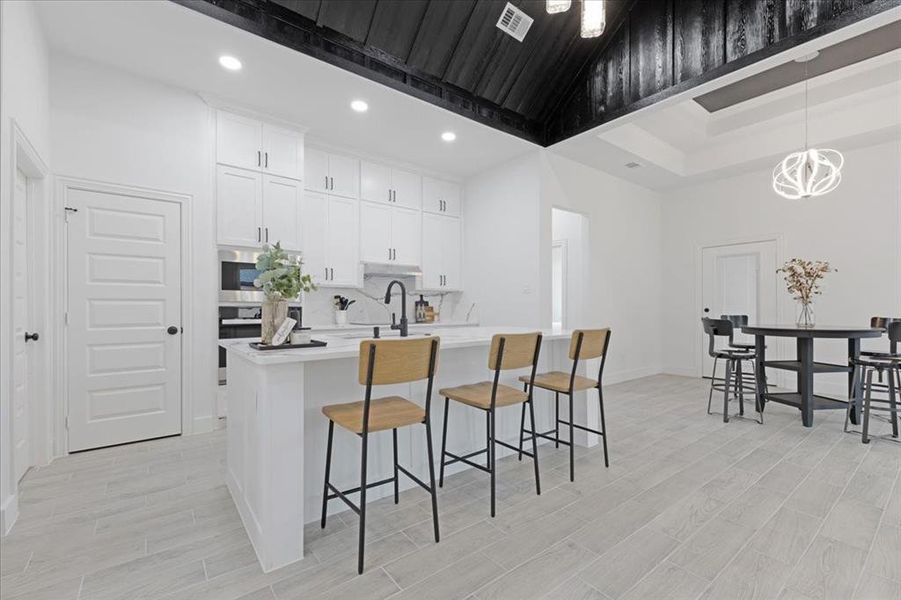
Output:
(439, 382), (527, 409)
(322, 396), (425, 434)
(519, 371), (598, 393)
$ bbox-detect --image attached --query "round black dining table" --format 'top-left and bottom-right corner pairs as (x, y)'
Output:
(741, 325), (884, 427)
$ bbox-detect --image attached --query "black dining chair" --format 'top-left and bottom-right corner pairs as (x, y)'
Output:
(702, 318), (763, 424)
(720, 314), (767, 390)
(845, 321), (900, 444)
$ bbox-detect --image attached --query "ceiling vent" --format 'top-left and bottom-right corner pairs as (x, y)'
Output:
(496, 3), (534, 42)
(625, 161), (642, 169)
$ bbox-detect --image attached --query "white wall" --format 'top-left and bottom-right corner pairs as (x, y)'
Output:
(463, 152), (543, 327)
(661, 139), (901, 390)
(552, 207), (589, 328)
(50, 55), (219, 435)
(0, 0), (51, 533)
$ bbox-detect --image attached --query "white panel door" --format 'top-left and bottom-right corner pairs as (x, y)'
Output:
(304, 148), (329, 193)
(262, 175), (301, 250)
(391, 206), (421, 266)
(360, 161), (391, 205)
(420, 213), (443, 290)
(327, 197), (359, 286)
(701, 240), (777, 377)
(66, 186), (182, 451)
(442, 181), (462, 217)
(359, 201), (392, 263)
(217, 111), (262, 171)
(441, 216), (462, 289)
(390, 168), (421, 210)
(301, 191), (329, 285)
(262, 124), (302, 180)
(13, 170), (32, 480)
(217, 166), (262, 247)
(327, 154), (360, 199)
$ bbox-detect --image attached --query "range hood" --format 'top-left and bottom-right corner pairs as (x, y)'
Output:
(362, 262), (422, 278)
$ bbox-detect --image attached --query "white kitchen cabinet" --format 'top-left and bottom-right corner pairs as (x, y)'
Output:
(301, 191), (359, 287)
(360, 161), (420, 209)
(421, 213), (461, 290)
(359, 202), (420, 266)
(262, 175), (302, 250)
(422, 177), (461, 217)
(305, 149), (359, 199)
(217, 111), (303, 179)
(217, 166), (262, 247)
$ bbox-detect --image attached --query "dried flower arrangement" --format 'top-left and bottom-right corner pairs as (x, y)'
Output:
(777, 258), (836, 327)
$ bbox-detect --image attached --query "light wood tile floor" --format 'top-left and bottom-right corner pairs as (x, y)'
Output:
(2, 375), (900, 600)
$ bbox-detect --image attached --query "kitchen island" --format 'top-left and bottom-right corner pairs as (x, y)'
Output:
(220, 326), (603, 572)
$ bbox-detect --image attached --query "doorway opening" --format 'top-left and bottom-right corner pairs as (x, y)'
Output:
(551, 208), (589, 330)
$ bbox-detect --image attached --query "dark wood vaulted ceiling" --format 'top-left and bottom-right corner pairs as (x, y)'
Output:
(179, 0), (897, 146)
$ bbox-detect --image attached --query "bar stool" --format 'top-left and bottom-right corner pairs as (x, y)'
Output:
(517, 329), (611, 482)
(320, 337), (440, 574)
(438, 332), (542, 517)
(720, 314), (767, 391)
(702, 318), (763, 424)
(861, 317), (898, 397)
(845, 322), (900, 444)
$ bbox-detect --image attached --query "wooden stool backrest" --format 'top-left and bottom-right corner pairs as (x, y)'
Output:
(488, 332), (542, 371)
(569, 329), (610, 361)
(358, 337), (440, 385)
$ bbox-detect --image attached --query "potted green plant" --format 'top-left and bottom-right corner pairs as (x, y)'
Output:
(254, 243), (315, 344)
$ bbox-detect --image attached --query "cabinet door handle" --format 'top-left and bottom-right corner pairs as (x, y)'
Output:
(264, 152), (268, 168)
(265, 227), (269, 243)
(325, 267), (328, 280)
(324, 175), (328, 189)
(257, 227), (262, 242)
(388, 189), (392, 203)
(257, 151), (261, 167)
(330, 177), (334, 190)
(388, 247), (391, 261)
(330, 267), (334, 280)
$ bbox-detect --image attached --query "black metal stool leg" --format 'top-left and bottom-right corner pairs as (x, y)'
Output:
(489, 408), (496, 518)
(737, 360), (745, 416)
(392, 428), (399, 504)
(320, 420), (334, 528)
(517, 384), (527, 461)
(862, 368), (874, 444)
(568, 392), (575, 482)
(888, 366), (899, 438)
(528, 398), (541, 495)
(358, 430), (369, 574)
(554, 392), (560, 448)
(439, 397), (449, 487)
(424, 420), (440, 542)
(707, 357), (718, 415)
(845, 364), (861, 434)
(598, 386), (609, 468)
(723, 359), (733, 423)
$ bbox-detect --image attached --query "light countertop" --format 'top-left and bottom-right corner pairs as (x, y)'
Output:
(220, 326), (574, 366)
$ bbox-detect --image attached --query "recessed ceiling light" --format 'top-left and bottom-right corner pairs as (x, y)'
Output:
(219, 55), (242, 71)
(441, 131), (457, 142)
(350, 100), (369, 113)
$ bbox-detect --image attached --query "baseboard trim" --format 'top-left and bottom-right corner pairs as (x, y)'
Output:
(661, 367), (699, 378)
(1, 493), (19, 536)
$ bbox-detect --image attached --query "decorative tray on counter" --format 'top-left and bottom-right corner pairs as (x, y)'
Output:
(249, 340), (327, 351)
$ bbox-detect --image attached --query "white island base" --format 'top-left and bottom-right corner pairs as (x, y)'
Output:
(221, 327), (605, 572)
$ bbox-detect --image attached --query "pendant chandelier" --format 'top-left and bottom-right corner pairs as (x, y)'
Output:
(546, 0), (606, 39)
(772, 55), (844, 200)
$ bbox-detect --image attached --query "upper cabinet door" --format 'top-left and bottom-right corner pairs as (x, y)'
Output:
(217, 111), (263, 171)
(301, 191), (329, 285)
(390, 168), (422, 210)
(420, 213), (444, 290)
(441, 216), (462, 289)
(304, 148), (329, 193)
(217, 166), (262, 247)
(360, 161), (391, 205)
(359, 201), (392, 263)
(327, 197), (360, 286)
(442, 181), (462, 217)
(422, 177), (443, 215)
(391, 206), (421, 266)
(262, 175), (302, 251)
(327, 154), (360, 199)
(262, 124), (303, 180)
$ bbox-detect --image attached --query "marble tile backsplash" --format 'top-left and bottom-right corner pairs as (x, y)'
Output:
(300, 275), (477, 327)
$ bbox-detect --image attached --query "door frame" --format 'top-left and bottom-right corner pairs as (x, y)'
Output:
(694, 234), (784, 379)
(53, 177), (194, 455)
(551, 239), (568, 329)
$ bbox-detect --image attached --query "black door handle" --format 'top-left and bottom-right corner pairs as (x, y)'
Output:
(25, 332), (39, 342)
(167, 326), (179, 335)
(703, 308), (710, 313)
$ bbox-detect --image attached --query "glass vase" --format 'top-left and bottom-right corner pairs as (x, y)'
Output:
(261, 298), (289, 345)
(796, 302), (815, 328)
